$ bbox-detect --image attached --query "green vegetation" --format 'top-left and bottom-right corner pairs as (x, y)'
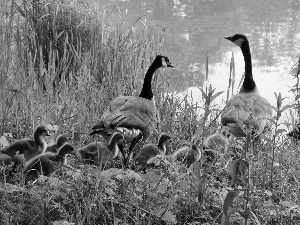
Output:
(0, 0), (300, 224)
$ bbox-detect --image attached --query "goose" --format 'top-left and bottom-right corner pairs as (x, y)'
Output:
(221, 34), (273, 138)
(45, 134), (68, 153)
(77, 131), (124, 167)
(0, 125), (50, 161)
(23, 143), (75, 182)
(204, 127), (230, 153)
(134, 132), (171, 170)
(90, 55), (174, 166)
(172, 144), (201, 167)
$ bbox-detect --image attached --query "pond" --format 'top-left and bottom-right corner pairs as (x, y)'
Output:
(102, 0), (300, 106)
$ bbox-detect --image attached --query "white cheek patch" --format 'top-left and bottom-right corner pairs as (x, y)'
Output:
(152, 96), (157, 106)
(161, 58), (167, 68)
(233, 38), (245, 47)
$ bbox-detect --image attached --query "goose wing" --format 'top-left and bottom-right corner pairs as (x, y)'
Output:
(0, 138), (38, 157)
(94, 96), (157, 137)
(221, 93), (273, 136)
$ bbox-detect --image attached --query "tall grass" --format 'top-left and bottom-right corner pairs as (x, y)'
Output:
(0, 0), (167, 138)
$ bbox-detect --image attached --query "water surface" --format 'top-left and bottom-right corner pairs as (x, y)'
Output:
(103, 0), (300, 106)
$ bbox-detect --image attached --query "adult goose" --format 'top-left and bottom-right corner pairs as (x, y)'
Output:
(0, 125), (50, 161)
(90, 55), (174, 166)
(45, 134), (68, 153)
(77, 131), (124, 167)
(134, 132), (171, 170)
(23, 143), (75, 182)
(221, 34), (273, 137)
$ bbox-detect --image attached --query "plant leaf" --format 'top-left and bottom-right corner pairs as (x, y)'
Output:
(161, 210), (177, 224)
(211, 91), (224, 102)
(228, 160), (239, 186)
(199, 88), (209, 103)
(197, 179), (206, 205)
(0, 136), (9, 148)
(223, 190), (240, 216)
(239, 160), (249, 183)
(221, 208), (237, 225)
(220, 213), (230, 225)
(157, 182), (168, 194)
(250, 211), (262, 225)
(280, 104), (294, 112)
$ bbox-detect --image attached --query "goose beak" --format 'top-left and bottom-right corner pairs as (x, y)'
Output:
(224, 36), (232, 41)
(167, 63), (174, 68)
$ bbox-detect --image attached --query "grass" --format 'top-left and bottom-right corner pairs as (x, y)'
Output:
(1, 0), (300, 224)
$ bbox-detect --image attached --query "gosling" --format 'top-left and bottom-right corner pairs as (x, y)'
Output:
(77, 131), (124, 167)
(23, 143), (75, 183)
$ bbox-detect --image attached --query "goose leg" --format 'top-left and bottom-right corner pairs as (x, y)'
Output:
(126, 134), (143, 167)
(118, 143), (127, 166)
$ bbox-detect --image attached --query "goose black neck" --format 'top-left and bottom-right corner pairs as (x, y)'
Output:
(139, 63), (159, 100)
(240, 41), (256, 92)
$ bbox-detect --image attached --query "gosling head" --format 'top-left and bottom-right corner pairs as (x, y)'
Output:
(224, 34), (248, 48)
(155, 55), (174, 68)
(159, 132), (172, 143)
(35, 125), (50, 137)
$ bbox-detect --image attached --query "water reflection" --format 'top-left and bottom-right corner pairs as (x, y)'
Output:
(105, 0), (300, 106)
